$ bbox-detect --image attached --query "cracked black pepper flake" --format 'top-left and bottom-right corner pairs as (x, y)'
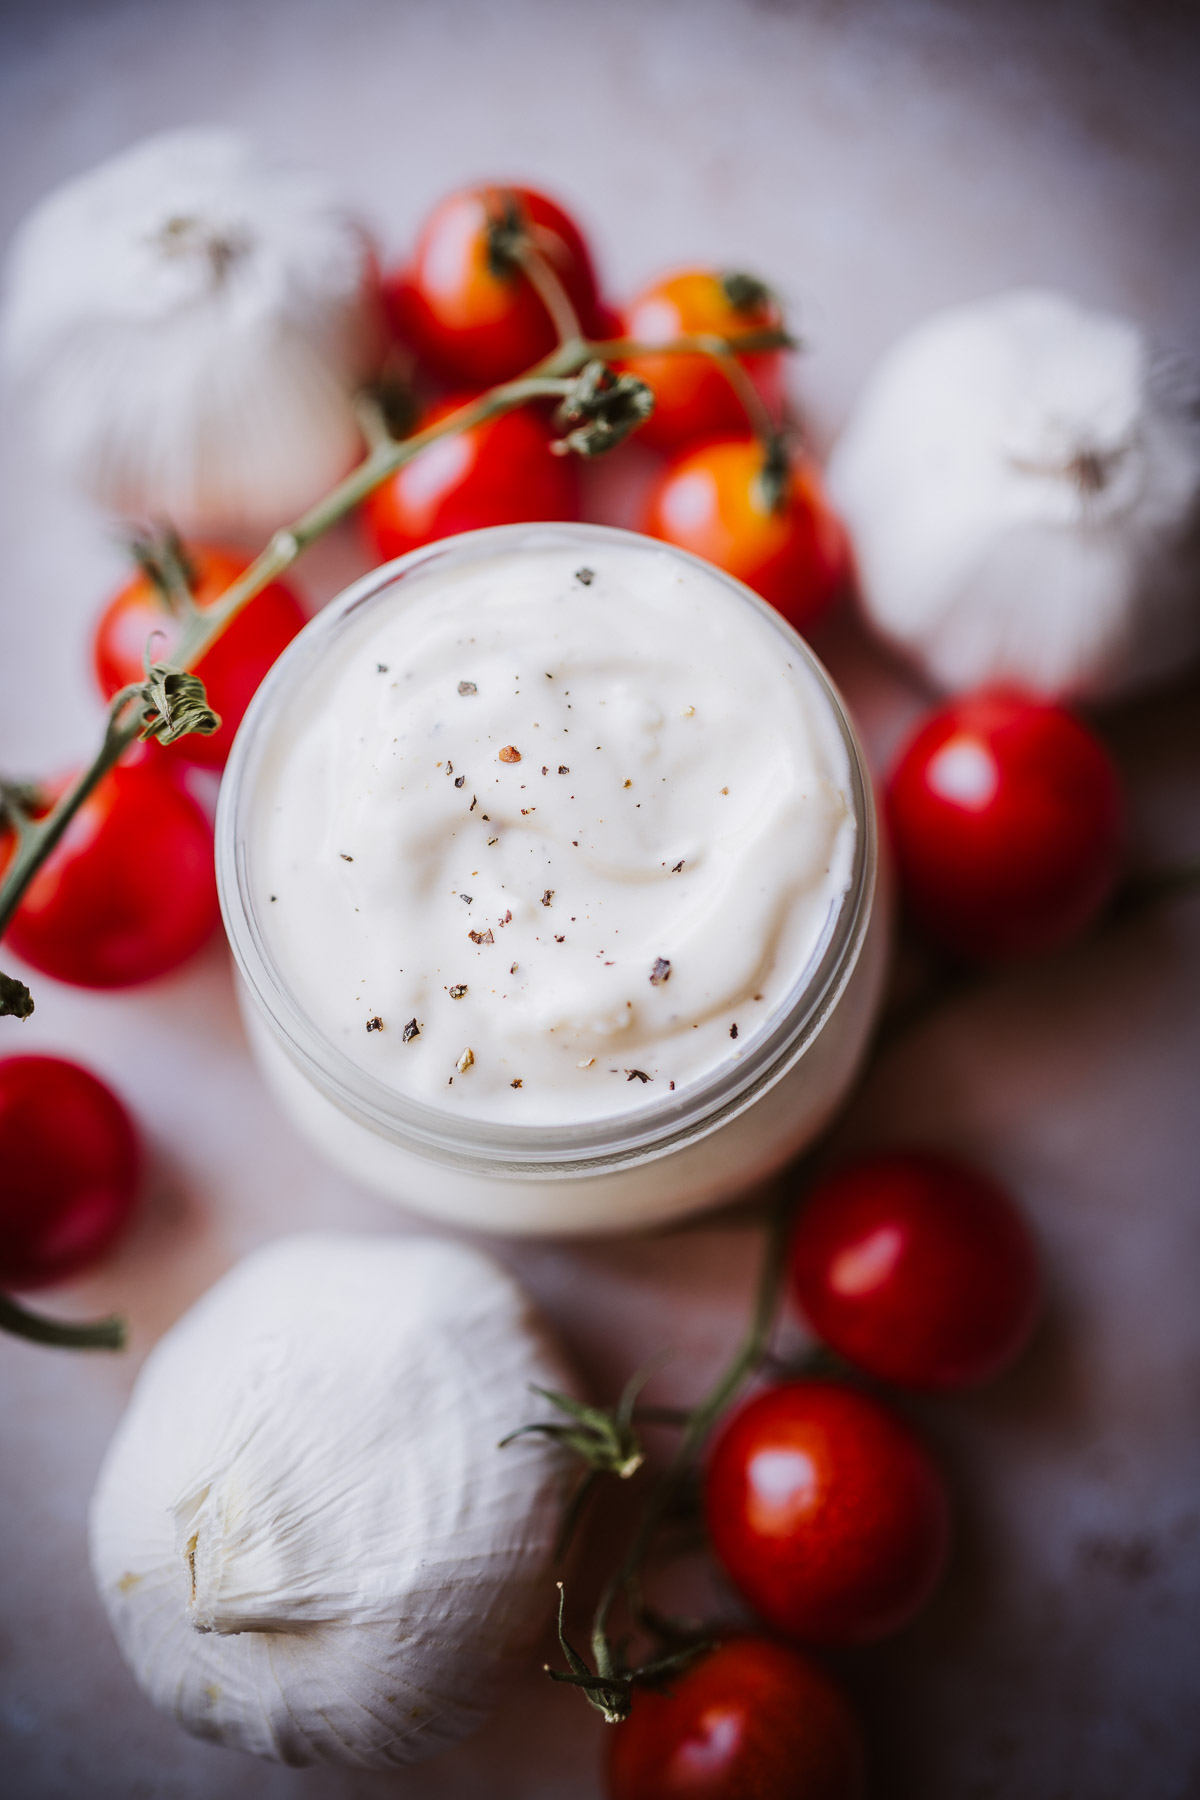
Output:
(650, 957), (671, 986)
(541, 889), (554, 907)
(458, 680), (477, 695)
(672, 860), (685, 873)
(402, 1018), (420, 1041)
(510, 961), (518, 974)
(670, 1080), (676, 1090)
(469, 795), (477, 811)
(455, 775), (465, 788)
(575, 567), (594, 585)
(558, 765), (569, 775)
(339, 853), (354, 862)
(469, 928), (494, 945)
(446, 761), (453, 775)
(449, 984), (468, 999)
(269, 895), (277, 902)
(626, 1069), (652, 1083)
(510, 1078), (523, 1088)
(499, 909), (513, 925)
(376, 663), (389, 673)
(554, 934), (565, 943)
(487, 836), (499, 846)
(366, 1015), (384, 1033)
(730, 1023), (739, 1039)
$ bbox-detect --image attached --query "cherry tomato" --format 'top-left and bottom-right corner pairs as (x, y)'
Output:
(642, 438), (849, 635)
(363, 399), (580, 563)
(0, 1055), (140, 1290)
(608, 1637), (864, 1800)
(93, 546), (306, 769)
(887, 691), (1122, 961)
(621, 268), (787, 450)
(790, 1151), (1040, 1390)
(2, 763), (218, 989)
(705, 1381), (950, 1645)
(386, 185), (605, 386)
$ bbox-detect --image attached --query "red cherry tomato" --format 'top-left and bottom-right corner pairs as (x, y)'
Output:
(887, 691), (1122, 961)
(363, 399), (580, 563)
(790, 1151), (1040, 1389)
(608, 1637), (865, 1800)
(93, 547), (306, 770)
(642, 438), (849, 635)
(621, 268), (787, 450)
(2, 763), (218, 989)
(386, 185), (604, 386)
(705, 1381), (950, 1645)
(0, 1055), (140, 1289)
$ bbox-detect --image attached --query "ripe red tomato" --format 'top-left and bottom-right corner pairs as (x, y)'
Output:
(386, 185), (605, 386)
(2, 763), (218, 989)
(0, 1055), (140, 1289)
(621, 268), (787, 450)
(705, 1381), (950, 1645)
(887, 691), (1122, 961)
(93, 546), (306, 769)
(790, 1151), (1040, 1389)
(642, 438), (849, 635)
(608, 1638), (864, 1800)
(363, 399), (580, 563)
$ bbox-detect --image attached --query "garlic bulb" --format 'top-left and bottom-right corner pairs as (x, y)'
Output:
(1, 129), (381, 536)
(88, 1233), (572, 1768)
(828, 290), (1200, 702)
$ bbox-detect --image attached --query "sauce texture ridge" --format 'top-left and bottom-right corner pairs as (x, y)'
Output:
(250, 541), (855, 1123)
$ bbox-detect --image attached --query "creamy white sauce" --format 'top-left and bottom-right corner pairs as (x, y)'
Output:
(250, 540), (855, 1123)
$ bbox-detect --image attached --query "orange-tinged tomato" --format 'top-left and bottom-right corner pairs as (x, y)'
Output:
(642, 437), (850, 634)
(621, 268), (787, 449)
(386, 185), (605, 387)
(363, 399), (580, 563)
(93, 547), (306, 770)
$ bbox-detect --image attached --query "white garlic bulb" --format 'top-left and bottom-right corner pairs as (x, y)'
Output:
(89, 1233), (572, 1768)
(1, 129), (381, 536)
(828, 290), (1200, 702)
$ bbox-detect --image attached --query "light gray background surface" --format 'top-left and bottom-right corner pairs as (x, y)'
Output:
(1, 2), (1199, 1796)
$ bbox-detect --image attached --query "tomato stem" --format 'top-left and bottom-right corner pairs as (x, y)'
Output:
(0, 1292), (126, 1351)
(586, 1186), (794, 1688)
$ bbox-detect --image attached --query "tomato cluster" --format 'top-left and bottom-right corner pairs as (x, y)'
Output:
(369, 184), (849, 631)
(608, 1148), (1040, 1798)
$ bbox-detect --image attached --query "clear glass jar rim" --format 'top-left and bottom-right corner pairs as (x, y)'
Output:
(216, 522), (877, 1172)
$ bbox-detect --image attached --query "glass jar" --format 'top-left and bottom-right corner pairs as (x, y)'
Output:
(217, 524), (888, 1236)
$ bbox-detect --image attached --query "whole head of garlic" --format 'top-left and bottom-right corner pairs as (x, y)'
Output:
(88, 1233), (572, 1768)
(1, 128), (382, 537)
(828, 290), (1200, 703)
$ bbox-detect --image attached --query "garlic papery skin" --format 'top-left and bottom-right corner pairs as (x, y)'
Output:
(1, 129), (381, 537)
(828, 290), (1200, 703)
(88, 1233), (572, 1768)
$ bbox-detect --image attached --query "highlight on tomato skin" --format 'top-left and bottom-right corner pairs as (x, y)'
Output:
(385, 184), (606, 388)
(92, 546), (307, 771)
(789, 1150), (1041, 1390)
(886, 690), (1124, 962)
(607, 1636), (865, 1800)
(0, 1054), (141, 1290)
(704, 1380), (951, 1646)
(1, 762), (219, 990)
(620, 267), (788, 451)
(642, 437), (851, 636)
(362, 398), (580, 564)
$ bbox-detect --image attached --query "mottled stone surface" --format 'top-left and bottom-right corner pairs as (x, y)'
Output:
(1, 2), (1198, 1796)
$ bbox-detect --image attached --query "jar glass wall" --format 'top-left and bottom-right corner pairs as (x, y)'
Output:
(217, 524), (888, 1235)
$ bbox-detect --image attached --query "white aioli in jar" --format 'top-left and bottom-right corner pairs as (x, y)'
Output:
(250, 541), (856, 1125)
